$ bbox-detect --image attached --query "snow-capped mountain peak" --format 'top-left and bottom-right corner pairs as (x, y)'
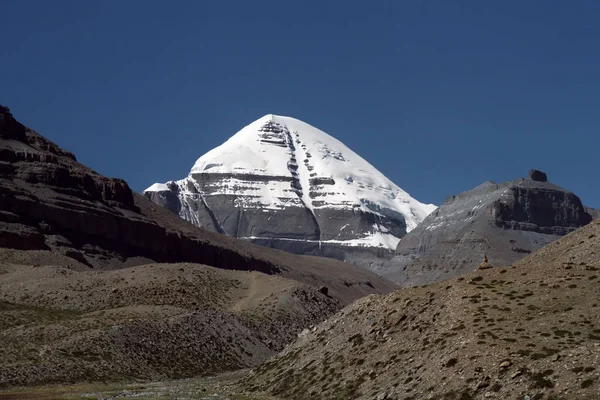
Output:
(145, 115), (436, 260)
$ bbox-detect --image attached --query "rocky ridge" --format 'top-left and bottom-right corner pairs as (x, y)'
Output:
(376, 170), (593, 287)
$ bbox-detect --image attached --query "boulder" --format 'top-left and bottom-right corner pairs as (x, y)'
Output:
(528, 169), (548, 182)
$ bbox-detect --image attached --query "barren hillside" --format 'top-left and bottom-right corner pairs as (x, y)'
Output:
(241, 219), (600, 399)
(0, 248), (341, 387)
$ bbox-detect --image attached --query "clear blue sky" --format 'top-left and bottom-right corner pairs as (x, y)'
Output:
(2, 1), (599, 208)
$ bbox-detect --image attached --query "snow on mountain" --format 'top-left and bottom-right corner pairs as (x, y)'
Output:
(145, 114), (436, 256)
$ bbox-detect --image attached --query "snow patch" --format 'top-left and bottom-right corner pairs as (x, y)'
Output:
(145, 182), (170, 192)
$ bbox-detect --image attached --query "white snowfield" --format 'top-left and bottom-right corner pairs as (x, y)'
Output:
(145, 182), (170, 192)
(145, 114), (436, 250)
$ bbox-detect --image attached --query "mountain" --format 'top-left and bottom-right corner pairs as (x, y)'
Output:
(144, 114), (436, 269)
(241, 217), (600, 400)
(0, 105), (398, 386)
(375, 169), (594, 287)
(0, 105), (395, 304)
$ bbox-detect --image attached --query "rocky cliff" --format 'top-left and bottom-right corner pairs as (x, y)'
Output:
(376, 169), (593, 286)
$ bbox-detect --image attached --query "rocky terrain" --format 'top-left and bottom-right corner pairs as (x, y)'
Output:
(0, 249), (342, 387)
(2, 104), (599, 400)
(0, 105), (396, 305)
(376, 170), (594, 287)
(0, 105), (399, 388)
(241, 217), (600, 399)
(145, 114), (435, 269)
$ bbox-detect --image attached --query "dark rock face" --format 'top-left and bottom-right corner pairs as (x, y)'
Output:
(248, 236), (394, 269)
(0, 116), (269, 272)
(145, 182), (400, 269)
(377, 173), (594, 287)
(0, 106), (398, 304)
(492, 186), (591, 234)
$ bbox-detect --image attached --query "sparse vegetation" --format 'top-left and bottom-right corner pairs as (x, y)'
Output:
(581, 378), (595, 389)
(0, 259), (342, 388)
(238, 218), (600, 399)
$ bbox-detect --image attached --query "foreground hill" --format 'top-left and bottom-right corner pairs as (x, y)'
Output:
(145, 114), (435, 269)
(378, 170), (593, 287)
(0, 105), (396, 305)
(241, 218), (600, 399)
(0, 249), (339, 387)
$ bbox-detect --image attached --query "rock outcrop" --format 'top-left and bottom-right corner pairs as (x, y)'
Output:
(528, 168), (547, 182)
(0, 106), (397, 304)
(376, 172), (593, 286)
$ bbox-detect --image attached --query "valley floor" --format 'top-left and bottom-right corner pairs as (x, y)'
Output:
(0, 372), (276, 400)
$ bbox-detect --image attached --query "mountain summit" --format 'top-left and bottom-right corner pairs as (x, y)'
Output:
(145, 115), (435, 267)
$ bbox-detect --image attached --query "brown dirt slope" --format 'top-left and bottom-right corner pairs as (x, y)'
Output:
(0, 105), (397, 306)
(514, 218), (600, 271)
(241, 219), (600, 399)
(0, 248), (341, 387)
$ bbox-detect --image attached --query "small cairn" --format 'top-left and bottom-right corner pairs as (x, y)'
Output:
(478, 253), (492, 270)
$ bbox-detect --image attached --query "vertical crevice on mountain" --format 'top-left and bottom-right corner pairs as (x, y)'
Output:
(282, 126), (321, 240)
(199, 193), (226, 235)
(235, 207), (243, 238)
